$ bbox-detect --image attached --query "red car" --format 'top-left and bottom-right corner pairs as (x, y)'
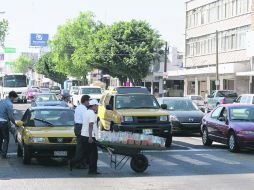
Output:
(27, 88), (39, 100)
(201, 104), (254, 152)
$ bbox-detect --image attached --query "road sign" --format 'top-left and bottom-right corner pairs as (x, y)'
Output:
(30, 33), (49, 47)
(5, 62), (14, 65)
(4, 47), (16, 53)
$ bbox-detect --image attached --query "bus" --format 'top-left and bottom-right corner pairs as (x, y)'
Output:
(0, 73), (29, 103)
(63, 79), (81, 91)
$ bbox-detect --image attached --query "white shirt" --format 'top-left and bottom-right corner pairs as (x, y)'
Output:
(81, 109), (98, 138)
(74, 104), (87, 124)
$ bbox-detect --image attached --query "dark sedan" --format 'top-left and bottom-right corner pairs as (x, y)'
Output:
(158, 97), (204, 134)
(201, 104), (254, 152)
(31, 93), (68, 107)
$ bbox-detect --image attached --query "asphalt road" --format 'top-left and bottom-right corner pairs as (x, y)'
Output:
(1, 103), (254, 190)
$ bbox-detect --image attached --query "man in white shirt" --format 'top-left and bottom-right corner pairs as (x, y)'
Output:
(81, 99), (100, 175)
(71, 95), (90, 169)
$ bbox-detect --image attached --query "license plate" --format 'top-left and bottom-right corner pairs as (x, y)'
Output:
(143, 129), (153, 135)
(54, 151), (67, 157)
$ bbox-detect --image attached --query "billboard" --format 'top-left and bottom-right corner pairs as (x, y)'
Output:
(30, 33), (49, 47)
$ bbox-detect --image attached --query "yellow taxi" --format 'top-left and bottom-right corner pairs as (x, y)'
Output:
(16, 106), (76, 164)
(98, 87), (172, 147)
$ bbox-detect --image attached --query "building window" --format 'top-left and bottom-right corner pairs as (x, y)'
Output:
(186, 25), (250, 57)
(186, 0), (251, 29)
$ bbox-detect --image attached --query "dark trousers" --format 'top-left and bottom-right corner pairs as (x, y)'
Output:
(0, 121), (9, 157)
(71, 136), (98, 172)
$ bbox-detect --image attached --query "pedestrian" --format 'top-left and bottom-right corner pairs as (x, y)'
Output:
(81, 99), (100, 175)
(71, 95), (90, 169)
(0, 91), (18, 159)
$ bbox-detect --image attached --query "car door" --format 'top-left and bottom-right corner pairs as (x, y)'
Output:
(98, 94), (107, 129)
(216, 107), (229, 142)
(105, 96), (115, 130)
(16, 109), (30, 143)
(206, 106), (224, 139)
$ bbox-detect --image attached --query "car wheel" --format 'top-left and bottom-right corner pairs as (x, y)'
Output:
(130, 154), (148, 173)
(202, 127), (213, 146)
(165, 135), (172, 148)
(228, 132), (240, 153)
(17, 144), (23, 157)
(22, 144), (31, 164)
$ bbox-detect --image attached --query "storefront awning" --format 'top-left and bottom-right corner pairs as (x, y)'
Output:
(236, 71), (254, 76)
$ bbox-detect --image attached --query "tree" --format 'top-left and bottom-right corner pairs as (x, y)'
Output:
(36, 52), (67, 86)
(89, 20), (164, 85)
(50, 12), (102, 78)
(0, 19), (8, 47)
(12, 55), (33, 73)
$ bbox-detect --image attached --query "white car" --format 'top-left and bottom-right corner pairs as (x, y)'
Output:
(235, 94), (254, 104)
(72, 86), (102, 106)
(70, 86), (79, 96)
(185, 95), (205, 112)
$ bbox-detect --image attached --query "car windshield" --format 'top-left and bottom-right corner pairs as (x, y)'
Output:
(81, 88), (101, 94)
(29, 88), (39, 92)
(30, 109), (74, 127)
(217, 91), (237, 98)
(229, 107), (254, 121)
(40, 88), (50, 92)
(51, 86), (60, 90)
(163, 99), (199, 111)
(35, 94), (58, 102)
(115, 94), (160, 109)
(191, 96), (203, 101)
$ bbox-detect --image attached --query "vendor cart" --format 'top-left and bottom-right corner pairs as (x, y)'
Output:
(97, 142), (165, 173)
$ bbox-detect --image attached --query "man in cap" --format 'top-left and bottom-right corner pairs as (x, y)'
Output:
(0, 91), (18, 159)
(82, 99), (100, 174)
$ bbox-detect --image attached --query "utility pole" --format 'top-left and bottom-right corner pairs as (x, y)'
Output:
(216, 30), (219, 90)
(163, 42), (169, 97)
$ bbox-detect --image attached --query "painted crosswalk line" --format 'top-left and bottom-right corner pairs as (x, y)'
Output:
(170, 155), (210, 165)
(196, 154), (241, 165)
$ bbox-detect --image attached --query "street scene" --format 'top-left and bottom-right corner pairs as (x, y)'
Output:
(1, 0), (254, 189)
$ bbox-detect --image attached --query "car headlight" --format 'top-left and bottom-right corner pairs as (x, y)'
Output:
(239, 131), (254, 135)
(122, 116), (134, 122)
(160, 115), (168, 122)
(29, 137), (46, 143)
(169, 115), (179, 122)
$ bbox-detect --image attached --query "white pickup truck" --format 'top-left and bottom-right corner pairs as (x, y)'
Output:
(71, 86), (103, 106)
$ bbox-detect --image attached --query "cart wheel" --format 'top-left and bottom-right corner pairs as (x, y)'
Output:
(130, 154), (148, 173)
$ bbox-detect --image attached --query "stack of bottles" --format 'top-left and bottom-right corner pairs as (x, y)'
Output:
(98, 131), (165, 148)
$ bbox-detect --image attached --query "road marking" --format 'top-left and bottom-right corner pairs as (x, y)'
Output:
(172, 143), (194, 149)
(191, 137), (202, 141)
(196, 154), (241, 165)
(97, 159), (110, 168)
(170, 155), (210, 165)
(146, 155), (178, 166)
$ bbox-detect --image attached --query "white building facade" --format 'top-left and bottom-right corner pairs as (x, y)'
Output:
(175, 0), (252, 97)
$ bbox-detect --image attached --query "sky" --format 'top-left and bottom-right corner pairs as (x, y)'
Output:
(0, 0), (186, 53)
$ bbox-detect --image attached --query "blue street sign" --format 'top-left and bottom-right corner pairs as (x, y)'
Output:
(30, 33), (49, 47)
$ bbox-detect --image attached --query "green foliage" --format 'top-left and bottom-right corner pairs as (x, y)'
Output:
(12, 55), (33, 73)
(0, 19), (8, 47)
(89, 20), (164, 85)
(50, 12), (102, 78)
(36, 52), (67, 86)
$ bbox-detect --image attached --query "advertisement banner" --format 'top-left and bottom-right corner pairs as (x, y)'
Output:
(30, 33), (49, 47)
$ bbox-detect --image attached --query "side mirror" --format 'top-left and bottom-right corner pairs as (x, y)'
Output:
(106, 105), (113, 110)
(16, 120), (24, 127)
(161, 104), (167, 110)
(218, 117), (226, 122)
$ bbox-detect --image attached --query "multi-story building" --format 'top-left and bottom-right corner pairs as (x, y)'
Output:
(170, 0), (252, 97)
